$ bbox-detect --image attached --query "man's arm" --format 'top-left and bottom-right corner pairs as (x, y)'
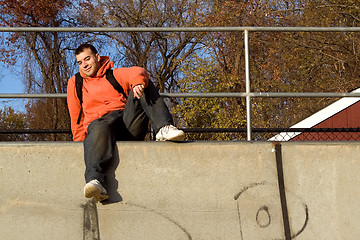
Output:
(113, 66), (149, 98)
(67, 76), (86, 141)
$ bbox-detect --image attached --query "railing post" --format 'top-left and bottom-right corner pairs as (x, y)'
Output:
(244, 30), (252, 141)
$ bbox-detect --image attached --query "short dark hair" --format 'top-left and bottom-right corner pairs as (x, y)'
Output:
(75, 43), (98, 56)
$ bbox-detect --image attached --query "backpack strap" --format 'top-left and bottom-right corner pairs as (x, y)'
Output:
(105, 69), (128, 99)
(75, 73), (84, 125)
(74, 69), (128, 125)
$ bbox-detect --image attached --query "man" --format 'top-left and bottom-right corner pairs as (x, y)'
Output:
(67, 43), (185, 202)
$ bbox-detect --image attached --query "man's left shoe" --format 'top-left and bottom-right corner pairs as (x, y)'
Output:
(156, 125), (185, 141)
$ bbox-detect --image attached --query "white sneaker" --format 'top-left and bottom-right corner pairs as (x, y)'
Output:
(84, 179), (109, 202)
(156, 125), (185, 141)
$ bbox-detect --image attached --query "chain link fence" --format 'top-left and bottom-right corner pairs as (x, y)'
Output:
(2, 127), (360, 141)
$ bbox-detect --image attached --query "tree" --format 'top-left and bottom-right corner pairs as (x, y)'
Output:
(174, 55), (247, 140)
(175, 0), (270, 140)
(0, 0), (77, 140)
(252, 0), (360, 134)
(0, 106), (27, 141)
(75, 0), (210, 93)
(2, 0), (360, 141)
(189, 0), (360, 140)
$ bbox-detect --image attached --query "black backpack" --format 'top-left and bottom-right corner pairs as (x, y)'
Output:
(75, 69), (127, 124)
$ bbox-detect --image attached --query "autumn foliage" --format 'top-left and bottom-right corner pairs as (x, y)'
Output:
(1, 0), (360, 141)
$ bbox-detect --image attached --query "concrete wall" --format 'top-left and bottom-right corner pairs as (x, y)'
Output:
(0, 141), (359, 240)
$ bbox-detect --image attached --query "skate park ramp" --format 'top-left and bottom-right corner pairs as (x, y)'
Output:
(1, 141), (360, 240)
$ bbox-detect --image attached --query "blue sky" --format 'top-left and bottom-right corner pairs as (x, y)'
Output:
(0, 32), (27, 112)
(0, 64), (27, 112)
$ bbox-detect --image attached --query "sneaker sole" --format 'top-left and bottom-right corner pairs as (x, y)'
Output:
(84, 185), (109, 202)
(168, 134), (185, 141)
(157, 132), (185, 141)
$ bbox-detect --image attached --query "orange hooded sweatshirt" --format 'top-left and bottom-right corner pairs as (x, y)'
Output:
(67, 56), (149, 141)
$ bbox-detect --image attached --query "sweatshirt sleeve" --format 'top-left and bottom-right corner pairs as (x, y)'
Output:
(113, 66), (149, 93)
(67, 76), (86, 141)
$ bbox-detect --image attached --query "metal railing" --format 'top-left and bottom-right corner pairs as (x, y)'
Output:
(2, 127), (360, 142)
(2, 26), (360, 141)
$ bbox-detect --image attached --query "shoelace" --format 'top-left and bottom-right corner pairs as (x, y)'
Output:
(162, 125), (176, 134)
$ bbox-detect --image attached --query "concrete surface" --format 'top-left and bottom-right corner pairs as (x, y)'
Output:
(0, 141), (359, 239)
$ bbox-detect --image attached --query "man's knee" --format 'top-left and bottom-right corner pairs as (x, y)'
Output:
(87, 119), (113, 138)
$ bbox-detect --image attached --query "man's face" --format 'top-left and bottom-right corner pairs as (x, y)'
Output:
(76, 48), (101, 77)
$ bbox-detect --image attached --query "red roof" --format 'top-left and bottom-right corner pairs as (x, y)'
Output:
(270, 88), (360, 141)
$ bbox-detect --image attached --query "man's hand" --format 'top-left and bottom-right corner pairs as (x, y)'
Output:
(132, 84), (145, 99)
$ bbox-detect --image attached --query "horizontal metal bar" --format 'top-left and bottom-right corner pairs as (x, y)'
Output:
(2, 127), (360, 134)
(0, 129), (72, 134)
(0, 93), (67, 98)
(182, 127), (360, 133)
(251, 92), (360, 98)
(2, 92), (360, 99)
(1, 27), (360, 33)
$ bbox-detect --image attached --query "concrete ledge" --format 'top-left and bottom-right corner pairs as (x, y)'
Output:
(0, 141), (360, 239)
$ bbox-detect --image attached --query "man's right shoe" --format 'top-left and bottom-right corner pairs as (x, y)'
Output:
(156, 125), (185, 141)
(84, 179), (109, 202)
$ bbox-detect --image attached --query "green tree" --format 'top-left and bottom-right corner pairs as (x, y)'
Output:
(174, 55), (246, 140)
(0, 106), (27, 141)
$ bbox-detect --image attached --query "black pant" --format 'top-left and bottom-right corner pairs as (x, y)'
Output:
(83, 81), (173, 184)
